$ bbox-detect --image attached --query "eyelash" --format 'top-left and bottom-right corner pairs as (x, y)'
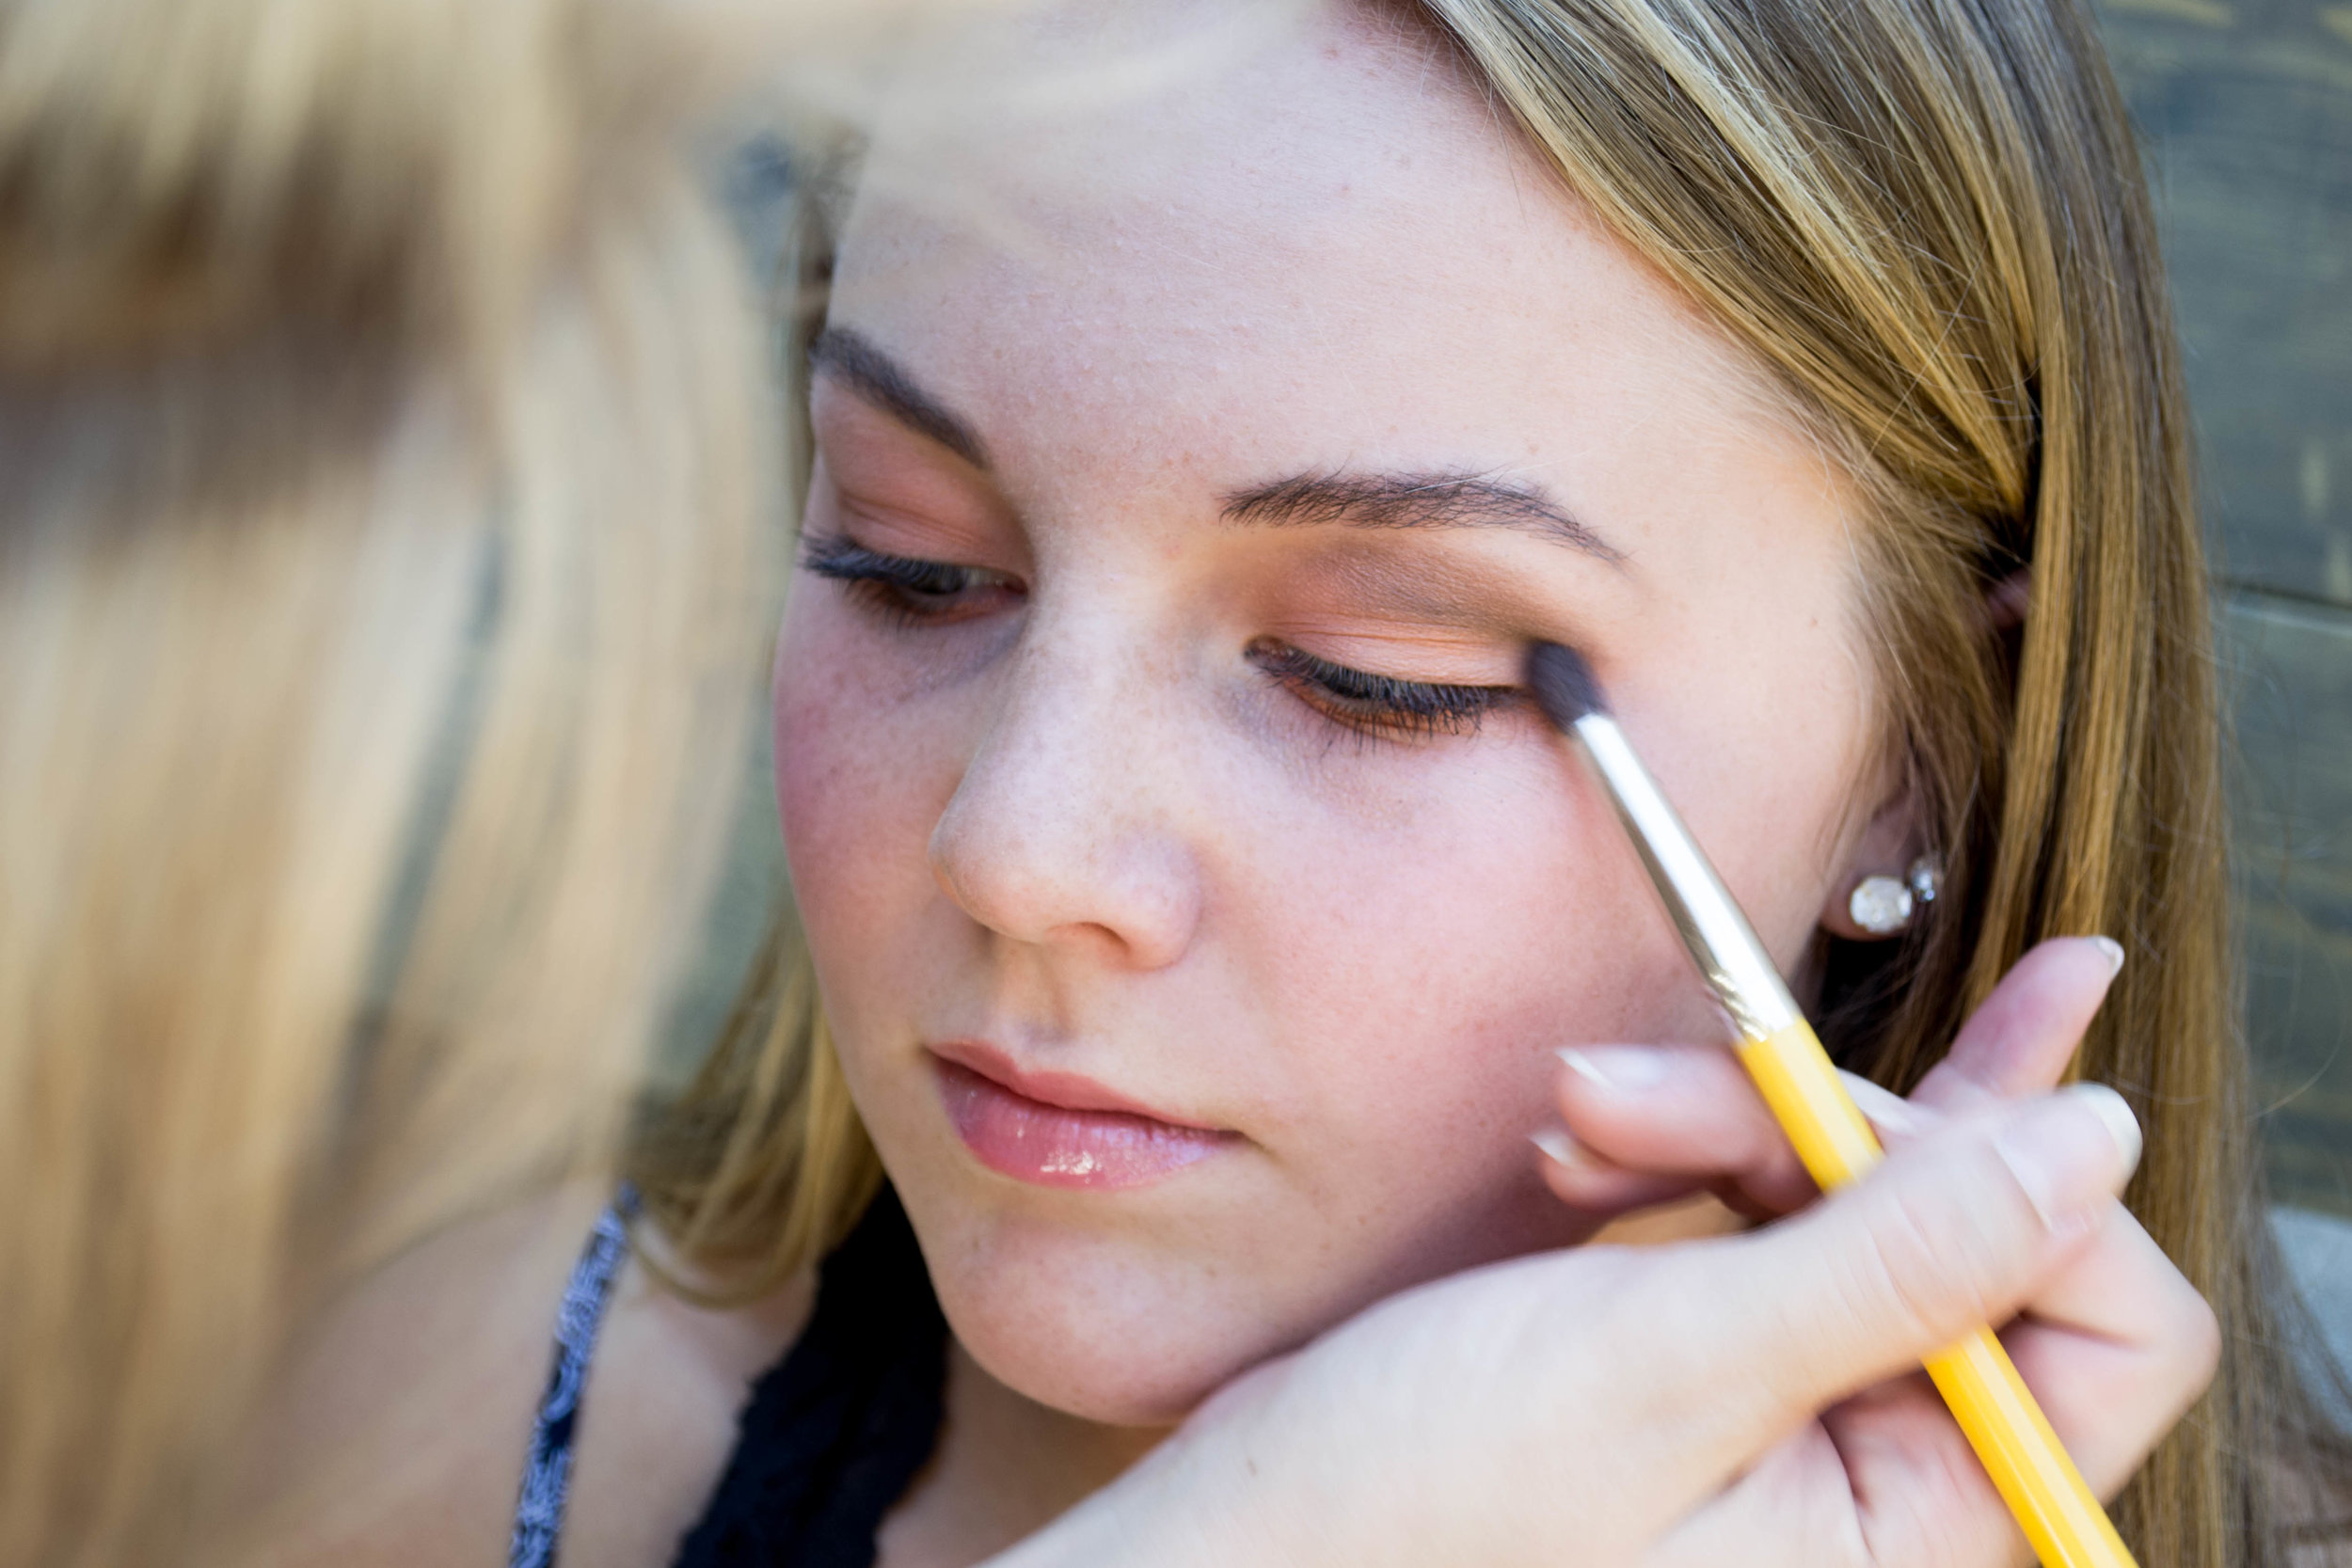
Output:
(1246, 640), (1517, 742)
(803, 534), (1516, 743)
(801, 534), (1021, 627)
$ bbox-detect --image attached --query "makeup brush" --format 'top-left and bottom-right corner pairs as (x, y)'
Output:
(1526, 641), (2136, 1568)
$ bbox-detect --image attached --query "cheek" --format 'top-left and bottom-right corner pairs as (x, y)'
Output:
(771, 592), (961, 1015)
(1203, 736), (1720, 1204)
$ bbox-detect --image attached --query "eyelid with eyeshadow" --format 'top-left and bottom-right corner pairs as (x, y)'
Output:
(1246, 639), (1521, 742)
(800, 533), (1025, 629)
(802, 533), (1527, 745)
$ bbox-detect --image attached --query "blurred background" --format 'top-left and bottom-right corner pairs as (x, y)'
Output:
(663, 0), (2352, 1343)
(2089, 0), (2352, 1373)
(2095, 0), (2352, 1218)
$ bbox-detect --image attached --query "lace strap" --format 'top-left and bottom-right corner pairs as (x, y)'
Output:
(508, 1185), (638, 1568)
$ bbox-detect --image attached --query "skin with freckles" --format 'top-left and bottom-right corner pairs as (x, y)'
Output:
(772, 0), (1909, 1446)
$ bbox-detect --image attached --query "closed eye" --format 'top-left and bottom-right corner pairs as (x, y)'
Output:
(801, 534), (1025, 628)
(1246, 638), (1518, 741)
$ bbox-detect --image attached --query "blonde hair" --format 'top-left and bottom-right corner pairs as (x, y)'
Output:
(0, 0), (806, 1559)
(635, 0), (2352, 1560)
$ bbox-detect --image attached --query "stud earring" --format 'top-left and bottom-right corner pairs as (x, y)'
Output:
(1848, 855), (1943, 936)
(1848, 874), (1914, 935)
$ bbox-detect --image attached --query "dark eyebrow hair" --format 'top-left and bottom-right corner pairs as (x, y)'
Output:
(807, 325), (988, 468)
(1221, 470), (1623, 562)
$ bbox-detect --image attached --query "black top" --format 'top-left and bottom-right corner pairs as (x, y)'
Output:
(673, 1188), (950, 1567)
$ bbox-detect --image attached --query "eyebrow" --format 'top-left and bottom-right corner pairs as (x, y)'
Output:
(808, 325), (1619, 563)
(1221, 471), (1623, 562)
(808, 325), (989, 468)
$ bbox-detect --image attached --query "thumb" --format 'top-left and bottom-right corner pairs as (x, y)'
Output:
(1660, 1084), (2142, 1465)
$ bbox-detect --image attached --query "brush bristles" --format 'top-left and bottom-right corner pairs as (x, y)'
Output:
(1526, 641), (1608, 730)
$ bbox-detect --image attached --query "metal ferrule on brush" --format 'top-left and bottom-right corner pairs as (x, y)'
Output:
(1568, 712), (1801, 1043)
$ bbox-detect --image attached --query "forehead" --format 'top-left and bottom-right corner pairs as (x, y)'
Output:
(829, 2), (1795, 507)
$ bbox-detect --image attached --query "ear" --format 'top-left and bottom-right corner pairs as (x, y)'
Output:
(1818, 568), (2021, 942)
(1820, 775), (1929, 942)
(1984, 567), (2031, 634)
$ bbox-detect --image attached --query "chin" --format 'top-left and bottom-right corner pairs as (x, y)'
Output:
(897, 1172), (1591, 1429)
(949, 1303), (1233, 1426)
(906, 1202), (1314, 1427)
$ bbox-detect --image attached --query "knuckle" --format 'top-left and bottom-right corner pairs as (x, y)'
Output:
(1852, 1182), (1997, 1345)
(2103, 1210), (2218, 1389)
(2167, 1286), (2223, 1389)
(1837, 1398), (2009, 1568)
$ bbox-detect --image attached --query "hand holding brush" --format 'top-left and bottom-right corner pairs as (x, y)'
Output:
(1525, 640), (2175, 1568)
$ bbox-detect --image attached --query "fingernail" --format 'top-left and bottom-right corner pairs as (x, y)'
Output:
(1530, 1128), (1581, 1168)
(1837, 1069), (1927, 1137)
(2074, 1083), (2143, 1171)
(1994, 1084), (2141, 1230)
(1556, 1046), (1667, 1090)
(2090, 935), (2126, 975)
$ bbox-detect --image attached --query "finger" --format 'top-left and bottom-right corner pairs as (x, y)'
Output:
(1662, 1370), (2049, 1568)
(1669, 1199), (2205, 1568)
(1631, 1084), (2144, 1473)
(1654, 1385), (2030, 1568)
(1664, 1164), (2203, 1568)
(1556, 1046), (1820, 1215)
(1911, 937), (2123, 1116)
(1530, 1127), (1703, 1215)
(1825, 1376), (2026, 1568)
(1837, 1069), (1938, 1145)
(1649, 1418), (1884, 1568)
(2001, 1200), (2220, 1494)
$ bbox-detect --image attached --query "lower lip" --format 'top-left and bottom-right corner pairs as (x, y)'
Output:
(934, 1061), (1232, 1190)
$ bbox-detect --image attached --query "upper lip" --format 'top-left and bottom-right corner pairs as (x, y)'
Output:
(928, 1038), (1226, 1132)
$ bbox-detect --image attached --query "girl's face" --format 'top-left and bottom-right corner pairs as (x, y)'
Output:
(775, 3), (1890, 1425)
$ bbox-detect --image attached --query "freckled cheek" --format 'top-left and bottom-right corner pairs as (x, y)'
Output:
(1229, 767), (1720, 1145)
(771, 609), (963, 984)
(1211, 808), (1719, 1275)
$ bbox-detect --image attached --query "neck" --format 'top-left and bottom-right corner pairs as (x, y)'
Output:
(877, 1338), (1171, 1568)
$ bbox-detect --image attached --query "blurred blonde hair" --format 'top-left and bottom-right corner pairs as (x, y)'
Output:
(634, 0), (2350, 1561)
(0, 0), (819, 1559)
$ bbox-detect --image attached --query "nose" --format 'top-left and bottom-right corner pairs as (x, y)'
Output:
(927, 629), (1204, 971)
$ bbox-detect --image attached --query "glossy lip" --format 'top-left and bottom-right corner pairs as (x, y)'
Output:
(929, 1039), (1234, 1190)
(930, 1038), (1222, 1128)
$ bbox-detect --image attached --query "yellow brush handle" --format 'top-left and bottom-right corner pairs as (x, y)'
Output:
(1736, 1022), (2137, 1568)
